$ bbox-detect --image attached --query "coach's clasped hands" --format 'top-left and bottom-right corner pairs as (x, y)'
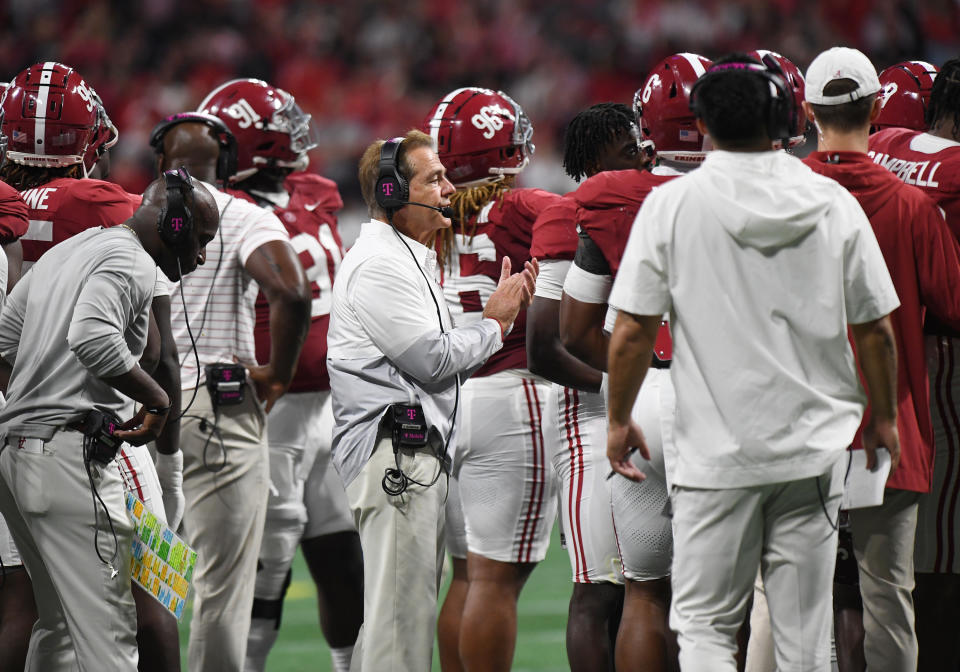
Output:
(482, 256), (539, 337)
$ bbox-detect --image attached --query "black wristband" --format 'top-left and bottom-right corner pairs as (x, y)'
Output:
(145, 405), (171, 416)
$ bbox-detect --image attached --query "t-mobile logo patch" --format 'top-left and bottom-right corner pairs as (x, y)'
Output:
(222, 370), (232, 381)
(407, 409), (417, 420)
(171, 217), (184, 232)
(381, 183), (394, 196)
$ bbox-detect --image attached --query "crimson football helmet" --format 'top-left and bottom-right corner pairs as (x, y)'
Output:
(1, 62), (117, 175)
(422, 87), (535, 188)
(872, 60), (939, 133)
(749, 50), (808, 148)
(634, 53), (713, 165)
(198, 79), (316, 182)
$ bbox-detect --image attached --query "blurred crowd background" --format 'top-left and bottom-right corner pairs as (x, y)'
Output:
(0, 0), (957, 225)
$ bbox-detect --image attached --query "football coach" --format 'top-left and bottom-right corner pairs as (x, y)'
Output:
(327, 129), (538, 672)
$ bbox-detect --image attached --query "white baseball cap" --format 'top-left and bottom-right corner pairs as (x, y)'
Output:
(805, 47), (881, 105)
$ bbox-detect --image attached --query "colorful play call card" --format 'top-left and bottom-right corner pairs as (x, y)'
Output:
(125, 493), (198, 621)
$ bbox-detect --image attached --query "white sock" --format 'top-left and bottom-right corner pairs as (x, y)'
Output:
(330, 645), (353, 672)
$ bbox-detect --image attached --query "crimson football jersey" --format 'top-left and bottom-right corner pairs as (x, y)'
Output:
(868, 127), (960, 239)
(18, 177), (140, 266)
(574, 169), (675, 274)
(444, 187), (562, 376)
(245, 173), (344, 393)
(574, 169), (676, 360)
(530, 195), (578, 262)
(0, 181), (28, 243)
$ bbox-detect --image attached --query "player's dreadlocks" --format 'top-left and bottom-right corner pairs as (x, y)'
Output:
(926, 58), (960, 139)
(438, 179), (513, 269)
(0, 163), (83, 191)
(562, 103), (636, 182)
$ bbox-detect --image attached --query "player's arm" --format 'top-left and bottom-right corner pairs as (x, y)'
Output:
(147, 292), (184, 528)
(243, 239), (311, 411)
(915, 204), (960, 332)
(0, 184), (28, 293)
(850, 315), (899, 473)
(149, 294), (181, 456)
(140, 308), (162, 375)
(560, 230), (613, 372)
(0, 265), (33, 385)
(526, 259), (602, 392)
(3, 240), (23, 293)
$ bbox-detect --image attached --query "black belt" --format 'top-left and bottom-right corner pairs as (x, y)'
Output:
(651, 357), (671, 370)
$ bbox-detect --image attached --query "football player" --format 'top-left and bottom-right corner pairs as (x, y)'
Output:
(422, 87), (558, 672)
(872, 60), (939, 133)
(526, 102), (650, 672)
(197, 79), (362, 672)
(868, 57), (960, 669)
(0, 61), (184, 672)
(0, 98), (30, 672)
(748, 50), (809, 151)
(559, 53), (713, 672)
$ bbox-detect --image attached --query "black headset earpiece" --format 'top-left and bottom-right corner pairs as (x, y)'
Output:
(689, 59), (794, 145)
(157, 167), (195, 249)
(754, 53), (795, 145)
(374, 139), (409, 214)
(149, 112), (238, 187)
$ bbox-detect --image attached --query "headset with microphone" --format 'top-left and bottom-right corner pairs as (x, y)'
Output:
(689, 55), (795, 148)
(149, 111), (238, 189)
(375, 138), (454, 220)
(156, 167), (195, 249)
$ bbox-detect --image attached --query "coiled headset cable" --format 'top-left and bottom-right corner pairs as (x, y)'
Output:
(381, 221), (459, 497)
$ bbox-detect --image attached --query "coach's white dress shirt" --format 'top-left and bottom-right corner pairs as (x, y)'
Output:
(327, 218), (503, 486)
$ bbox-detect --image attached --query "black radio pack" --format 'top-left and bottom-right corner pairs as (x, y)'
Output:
(80, 409), (123, 466)
(389, 403), (429, 450)
(204, 363), (246, 407)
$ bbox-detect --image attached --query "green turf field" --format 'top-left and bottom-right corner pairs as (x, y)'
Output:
(178, 524), (572, 671)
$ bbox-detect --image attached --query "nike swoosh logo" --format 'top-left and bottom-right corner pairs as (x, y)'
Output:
(304, 202), (323, 212)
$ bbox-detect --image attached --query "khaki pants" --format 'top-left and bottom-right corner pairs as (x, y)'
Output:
(181, 385), (269, 672)
(346, 434), (447, 672)
(671, 469), (841, 672)
(0, 431), (138, 672)
(848, 489), (920, 672)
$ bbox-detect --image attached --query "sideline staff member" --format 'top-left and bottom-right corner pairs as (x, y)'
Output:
(606, 55), (900, 671)
(0, 171), (218, 671)
(328, 129), (538, 671)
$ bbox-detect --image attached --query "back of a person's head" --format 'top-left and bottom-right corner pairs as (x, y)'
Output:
(690, 54), (772, 149)
(805, 47), (881, 134)
(809, 80), (876, 133)
(926, 58), (960, 139)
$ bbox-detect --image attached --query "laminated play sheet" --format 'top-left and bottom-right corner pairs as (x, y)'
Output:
(126, 493), (198, 620)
